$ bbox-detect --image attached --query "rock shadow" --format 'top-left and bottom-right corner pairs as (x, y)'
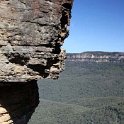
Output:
(0, 80), (39, 124)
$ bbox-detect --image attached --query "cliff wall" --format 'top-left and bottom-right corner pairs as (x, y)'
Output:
(67, 52), (124, 63)
(0, 0), (73, 123)
(0, 0), (73, 82)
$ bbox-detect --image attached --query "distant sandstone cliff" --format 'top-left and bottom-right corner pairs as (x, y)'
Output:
(67, 52), (124, 63)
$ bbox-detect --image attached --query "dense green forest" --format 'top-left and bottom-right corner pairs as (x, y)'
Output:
(29, 61), (124, 124)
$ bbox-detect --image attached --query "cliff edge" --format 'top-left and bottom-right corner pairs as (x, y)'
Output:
(0, 0), (73, 82)
(0, 0), (73, 123)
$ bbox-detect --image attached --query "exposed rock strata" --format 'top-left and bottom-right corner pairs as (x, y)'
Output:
(0, 0), (73, 82)
(67, 52), (124, 63)
(0, 0), (73, 123)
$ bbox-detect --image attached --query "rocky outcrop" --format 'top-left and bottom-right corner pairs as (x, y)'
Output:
(67, 52), (124, 63)
(0, 0), (73, 123)
(0, 0), (73, 82)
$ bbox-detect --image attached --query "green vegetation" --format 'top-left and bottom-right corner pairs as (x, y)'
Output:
(29, 61), (124, 124)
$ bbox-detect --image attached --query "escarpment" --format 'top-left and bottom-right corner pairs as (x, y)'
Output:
(0, 0), (73, 123)
(67, 52), (124, 63)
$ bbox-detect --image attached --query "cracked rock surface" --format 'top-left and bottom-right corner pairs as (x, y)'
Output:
(0, 0), (73, 82)
(0, 0), (73, 123)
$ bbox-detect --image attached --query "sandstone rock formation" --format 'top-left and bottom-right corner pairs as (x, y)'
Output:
(67, 52), (124, 63)
(0, 0), (73, 123)
(0, 0), (73, 82)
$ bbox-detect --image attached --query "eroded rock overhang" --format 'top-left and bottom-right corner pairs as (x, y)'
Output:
(0, 0), (73, 82)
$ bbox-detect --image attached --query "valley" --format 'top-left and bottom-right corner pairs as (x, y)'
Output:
(29, 58), (124, 124)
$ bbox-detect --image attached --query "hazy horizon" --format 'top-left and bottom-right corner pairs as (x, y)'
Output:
(66, 50), (124, 53)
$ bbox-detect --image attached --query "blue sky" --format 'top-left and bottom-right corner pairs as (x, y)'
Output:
(63, 0), (124, 53)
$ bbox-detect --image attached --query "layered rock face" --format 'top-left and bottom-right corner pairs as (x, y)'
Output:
(0, 0), (73, 123)
(0, 0), (73, 82)
(67, 52), (124, 63)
